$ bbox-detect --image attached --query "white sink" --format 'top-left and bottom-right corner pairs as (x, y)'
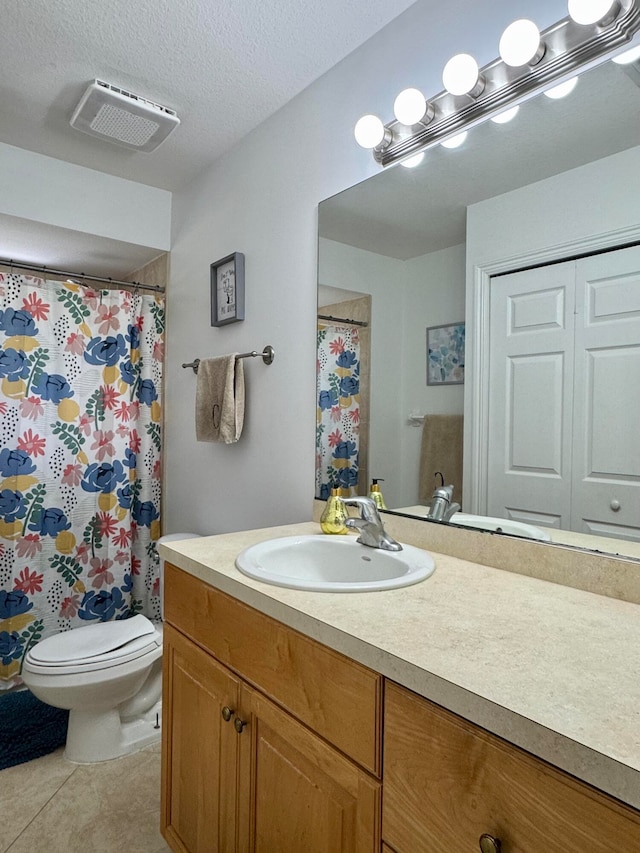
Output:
(391, 506), (551, 541)
(235, 535), (435, 592)
(449, 512), (552, 541)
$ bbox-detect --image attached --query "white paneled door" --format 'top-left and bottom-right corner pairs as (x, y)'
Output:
(571, 248), (640, 540)
(487, 244), (640, 540)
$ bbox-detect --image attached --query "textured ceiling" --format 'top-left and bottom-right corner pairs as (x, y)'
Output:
(0, 0), (418, 192)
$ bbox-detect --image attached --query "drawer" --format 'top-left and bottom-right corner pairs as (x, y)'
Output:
(164, 563), (382, 776)
(383, 681), (640, 852)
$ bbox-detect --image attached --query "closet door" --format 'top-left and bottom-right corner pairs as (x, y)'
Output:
(487, 263), (575, 529)
(571, 245), (640, 540)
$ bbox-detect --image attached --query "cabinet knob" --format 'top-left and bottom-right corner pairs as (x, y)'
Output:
(234, 717), (248, 734)
(479, 834), (502, 853)
(221, 706), (234, 722)
(610, 499), (621, 512)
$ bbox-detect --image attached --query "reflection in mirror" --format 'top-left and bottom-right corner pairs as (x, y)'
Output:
(317, 56), (640, 561)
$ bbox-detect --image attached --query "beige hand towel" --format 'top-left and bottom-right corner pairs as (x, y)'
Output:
(195, 355), (245, 443)
(418, 414), (464, 506)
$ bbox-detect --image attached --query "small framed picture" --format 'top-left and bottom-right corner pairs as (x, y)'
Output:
(210, 253), (245, 326)
(427, 322), (465, 385)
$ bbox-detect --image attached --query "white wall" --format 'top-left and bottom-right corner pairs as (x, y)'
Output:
(466, 146), (640, 269)
(400, 245), (465, 505)
(165, 0), (568, 535)
(318, 237), (465, 508)
(0, 142), (171, 250)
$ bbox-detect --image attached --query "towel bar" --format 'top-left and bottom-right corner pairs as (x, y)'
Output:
(182, 345), (275, 374)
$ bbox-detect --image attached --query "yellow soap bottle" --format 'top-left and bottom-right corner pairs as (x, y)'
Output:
(320, 487), (348, 534)
(369, 478), (387, 510)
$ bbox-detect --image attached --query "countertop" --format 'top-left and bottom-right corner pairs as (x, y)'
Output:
(159, 521), (640, 810)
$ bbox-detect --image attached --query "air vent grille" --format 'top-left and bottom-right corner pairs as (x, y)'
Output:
(70, 79), (180, 153)
(94, 80), (178, 117)
(91, 103), (161, 146)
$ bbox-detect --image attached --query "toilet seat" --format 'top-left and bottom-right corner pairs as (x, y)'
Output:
(25, 614), (162, 676)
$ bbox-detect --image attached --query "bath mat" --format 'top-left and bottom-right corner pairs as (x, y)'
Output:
(0, 690), (68, 770)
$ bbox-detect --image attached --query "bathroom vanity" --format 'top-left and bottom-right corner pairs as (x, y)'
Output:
(159, 521), (640, 852)
(161, 564), (380, 852)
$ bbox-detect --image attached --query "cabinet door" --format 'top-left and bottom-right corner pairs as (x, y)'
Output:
(383, 682), (640, 853)
(162, 624), (241, 853)
(236, 683), (381, 853)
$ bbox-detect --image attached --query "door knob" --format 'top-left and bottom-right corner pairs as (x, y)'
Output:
(610, 499), (621, 512)
(221, 706), (234, 722)
(479, 834), (502, 852)
(234, 717), (248, 734)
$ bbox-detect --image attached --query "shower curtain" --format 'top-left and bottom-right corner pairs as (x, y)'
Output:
(0, 273), (164, 688)
(315, 323), (360, 499)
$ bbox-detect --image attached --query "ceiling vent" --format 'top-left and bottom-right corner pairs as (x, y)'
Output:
(70, 80), (180, 153)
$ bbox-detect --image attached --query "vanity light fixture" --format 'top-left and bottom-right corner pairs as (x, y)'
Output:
(399, 151), (426, 168)
(544, 76), (580, 97)
(442, 54), (485, 97)
(440, 131), (468, 149)
(499, 20), (545, 67)
(612, 42), (640, 60)
(568, 0), (621, 26)
(393, 88), (434, 126)
(354, 0), (640, 167)
(354, 114), (389, 149)
(490, 105), (520, 123)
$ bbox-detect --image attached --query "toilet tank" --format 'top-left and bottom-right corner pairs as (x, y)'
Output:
(156, 533), (201, 620)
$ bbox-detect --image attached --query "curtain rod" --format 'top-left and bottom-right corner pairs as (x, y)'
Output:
(0, 257), (164, 294)
(317, 313), (368, 328)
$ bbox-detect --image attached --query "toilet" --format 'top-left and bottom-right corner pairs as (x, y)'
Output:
(21, 532), (200, 763)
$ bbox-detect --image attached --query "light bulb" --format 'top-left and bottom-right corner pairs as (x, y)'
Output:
(354, 115), (385, 149)
(400, 152), (425, 168)
(442, 54), (483, 96)
(612, 44), (640, 64)
(499, 19), (544, 67)
(543, 77), (579, 99)
(490, 105), (520, 124)
(441, 131), (468, 149)
(394, 88), (429, 125)
(567, 0), (620, 26)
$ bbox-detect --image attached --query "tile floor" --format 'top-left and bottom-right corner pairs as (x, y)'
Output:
(0, 742), (171, 853)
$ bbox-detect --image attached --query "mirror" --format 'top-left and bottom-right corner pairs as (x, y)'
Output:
(317, 56), (640, 561)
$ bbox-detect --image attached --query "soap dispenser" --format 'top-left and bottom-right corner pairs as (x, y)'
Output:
(320, 487), (348, 534)
(369, 478), (387, 510)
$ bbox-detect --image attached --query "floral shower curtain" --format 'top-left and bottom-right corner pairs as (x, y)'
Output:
(315, 323), (360, 499)
(0, 273), (164, 688)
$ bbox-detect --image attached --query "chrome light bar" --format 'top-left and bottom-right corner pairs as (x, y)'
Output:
(361, 1), (640, 167)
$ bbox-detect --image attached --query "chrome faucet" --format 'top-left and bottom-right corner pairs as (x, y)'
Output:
(427, 474), (461, 522)
(342, 496), (403, 552)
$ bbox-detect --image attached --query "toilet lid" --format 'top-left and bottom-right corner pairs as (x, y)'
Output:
(27, 614), (161, 670)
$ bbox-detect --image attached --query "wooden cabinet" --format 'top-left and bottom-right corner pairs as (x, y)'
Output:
(383, 681), (640, 853)
(163, 561), (382, 776)
(236, 682), (380, 852)
(162, 624), (240, 853)
(161, 563), (382, 853)
(162, 561), (640, 853)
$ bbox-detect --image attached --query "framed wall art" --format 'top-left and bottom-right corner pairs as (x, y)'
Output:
(426, 322), (465, 385)
(211, 252), (245, 326)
